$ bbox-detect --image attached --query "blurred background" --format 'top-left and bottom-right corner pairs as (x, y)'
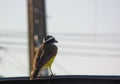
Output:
(0, 0), (120, 78)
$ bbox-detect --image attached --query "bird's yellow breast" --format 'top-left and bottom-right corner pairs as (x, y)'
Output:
(42, 55), (56, 69)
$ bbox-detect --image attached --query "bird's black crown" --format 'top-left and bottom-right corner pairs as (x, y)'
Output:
(43, 35), (58, 44)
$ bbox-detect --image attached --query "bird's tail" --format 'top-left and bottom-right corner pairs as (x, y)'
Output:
(30, 68), (40, 80)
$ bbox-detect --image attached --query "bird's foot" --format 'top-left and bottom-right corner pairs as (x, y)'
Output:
(50, 73), (56, 77)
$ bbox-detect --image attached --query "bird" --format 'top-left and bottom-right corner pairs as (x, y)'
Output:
(30, 35), (58, 80)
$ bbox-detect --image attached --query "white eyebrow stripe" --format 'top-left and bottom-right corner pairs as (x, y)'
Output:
(45, 37), (53, 42)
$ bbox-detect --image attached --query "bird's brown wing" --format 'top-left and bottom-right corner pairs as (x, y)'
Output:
(37, 44), (58, 69)
(30, 44), (44, 80)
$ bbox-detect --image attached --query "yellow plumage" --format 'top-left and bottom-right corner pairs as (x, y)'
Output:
(42, 56), (56, 69)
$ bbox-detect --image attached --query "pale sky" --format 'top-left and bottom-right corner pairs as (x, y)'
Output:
(46, 0), (120, 34)
(0, 0), (28, 32)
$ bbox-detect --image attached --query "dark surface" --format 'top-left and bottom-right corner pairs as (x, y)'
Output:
(0, 75), (120, 84)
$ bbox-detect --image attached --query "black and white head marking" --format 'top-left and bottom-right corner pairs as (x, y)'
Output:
(43, 35), (58, 44)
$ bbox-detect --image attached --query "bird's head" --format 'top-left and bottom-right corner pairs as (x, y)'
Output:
(43, 35), (58, 44)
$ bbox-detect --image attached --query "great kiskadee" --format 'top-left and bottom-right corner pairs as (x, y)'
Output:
(30, 35), (58, 80)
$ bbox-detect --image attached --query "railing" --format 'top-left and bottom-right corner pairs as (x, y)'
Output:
(0, 75), (120, 84)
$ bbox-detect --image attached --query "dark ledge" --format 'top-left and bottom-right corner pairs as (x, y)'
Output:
(0, 75), (120, 84)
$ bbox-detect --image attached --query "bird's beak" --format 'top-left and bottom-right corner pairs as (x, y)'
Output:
(54, 39), (58, 43)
